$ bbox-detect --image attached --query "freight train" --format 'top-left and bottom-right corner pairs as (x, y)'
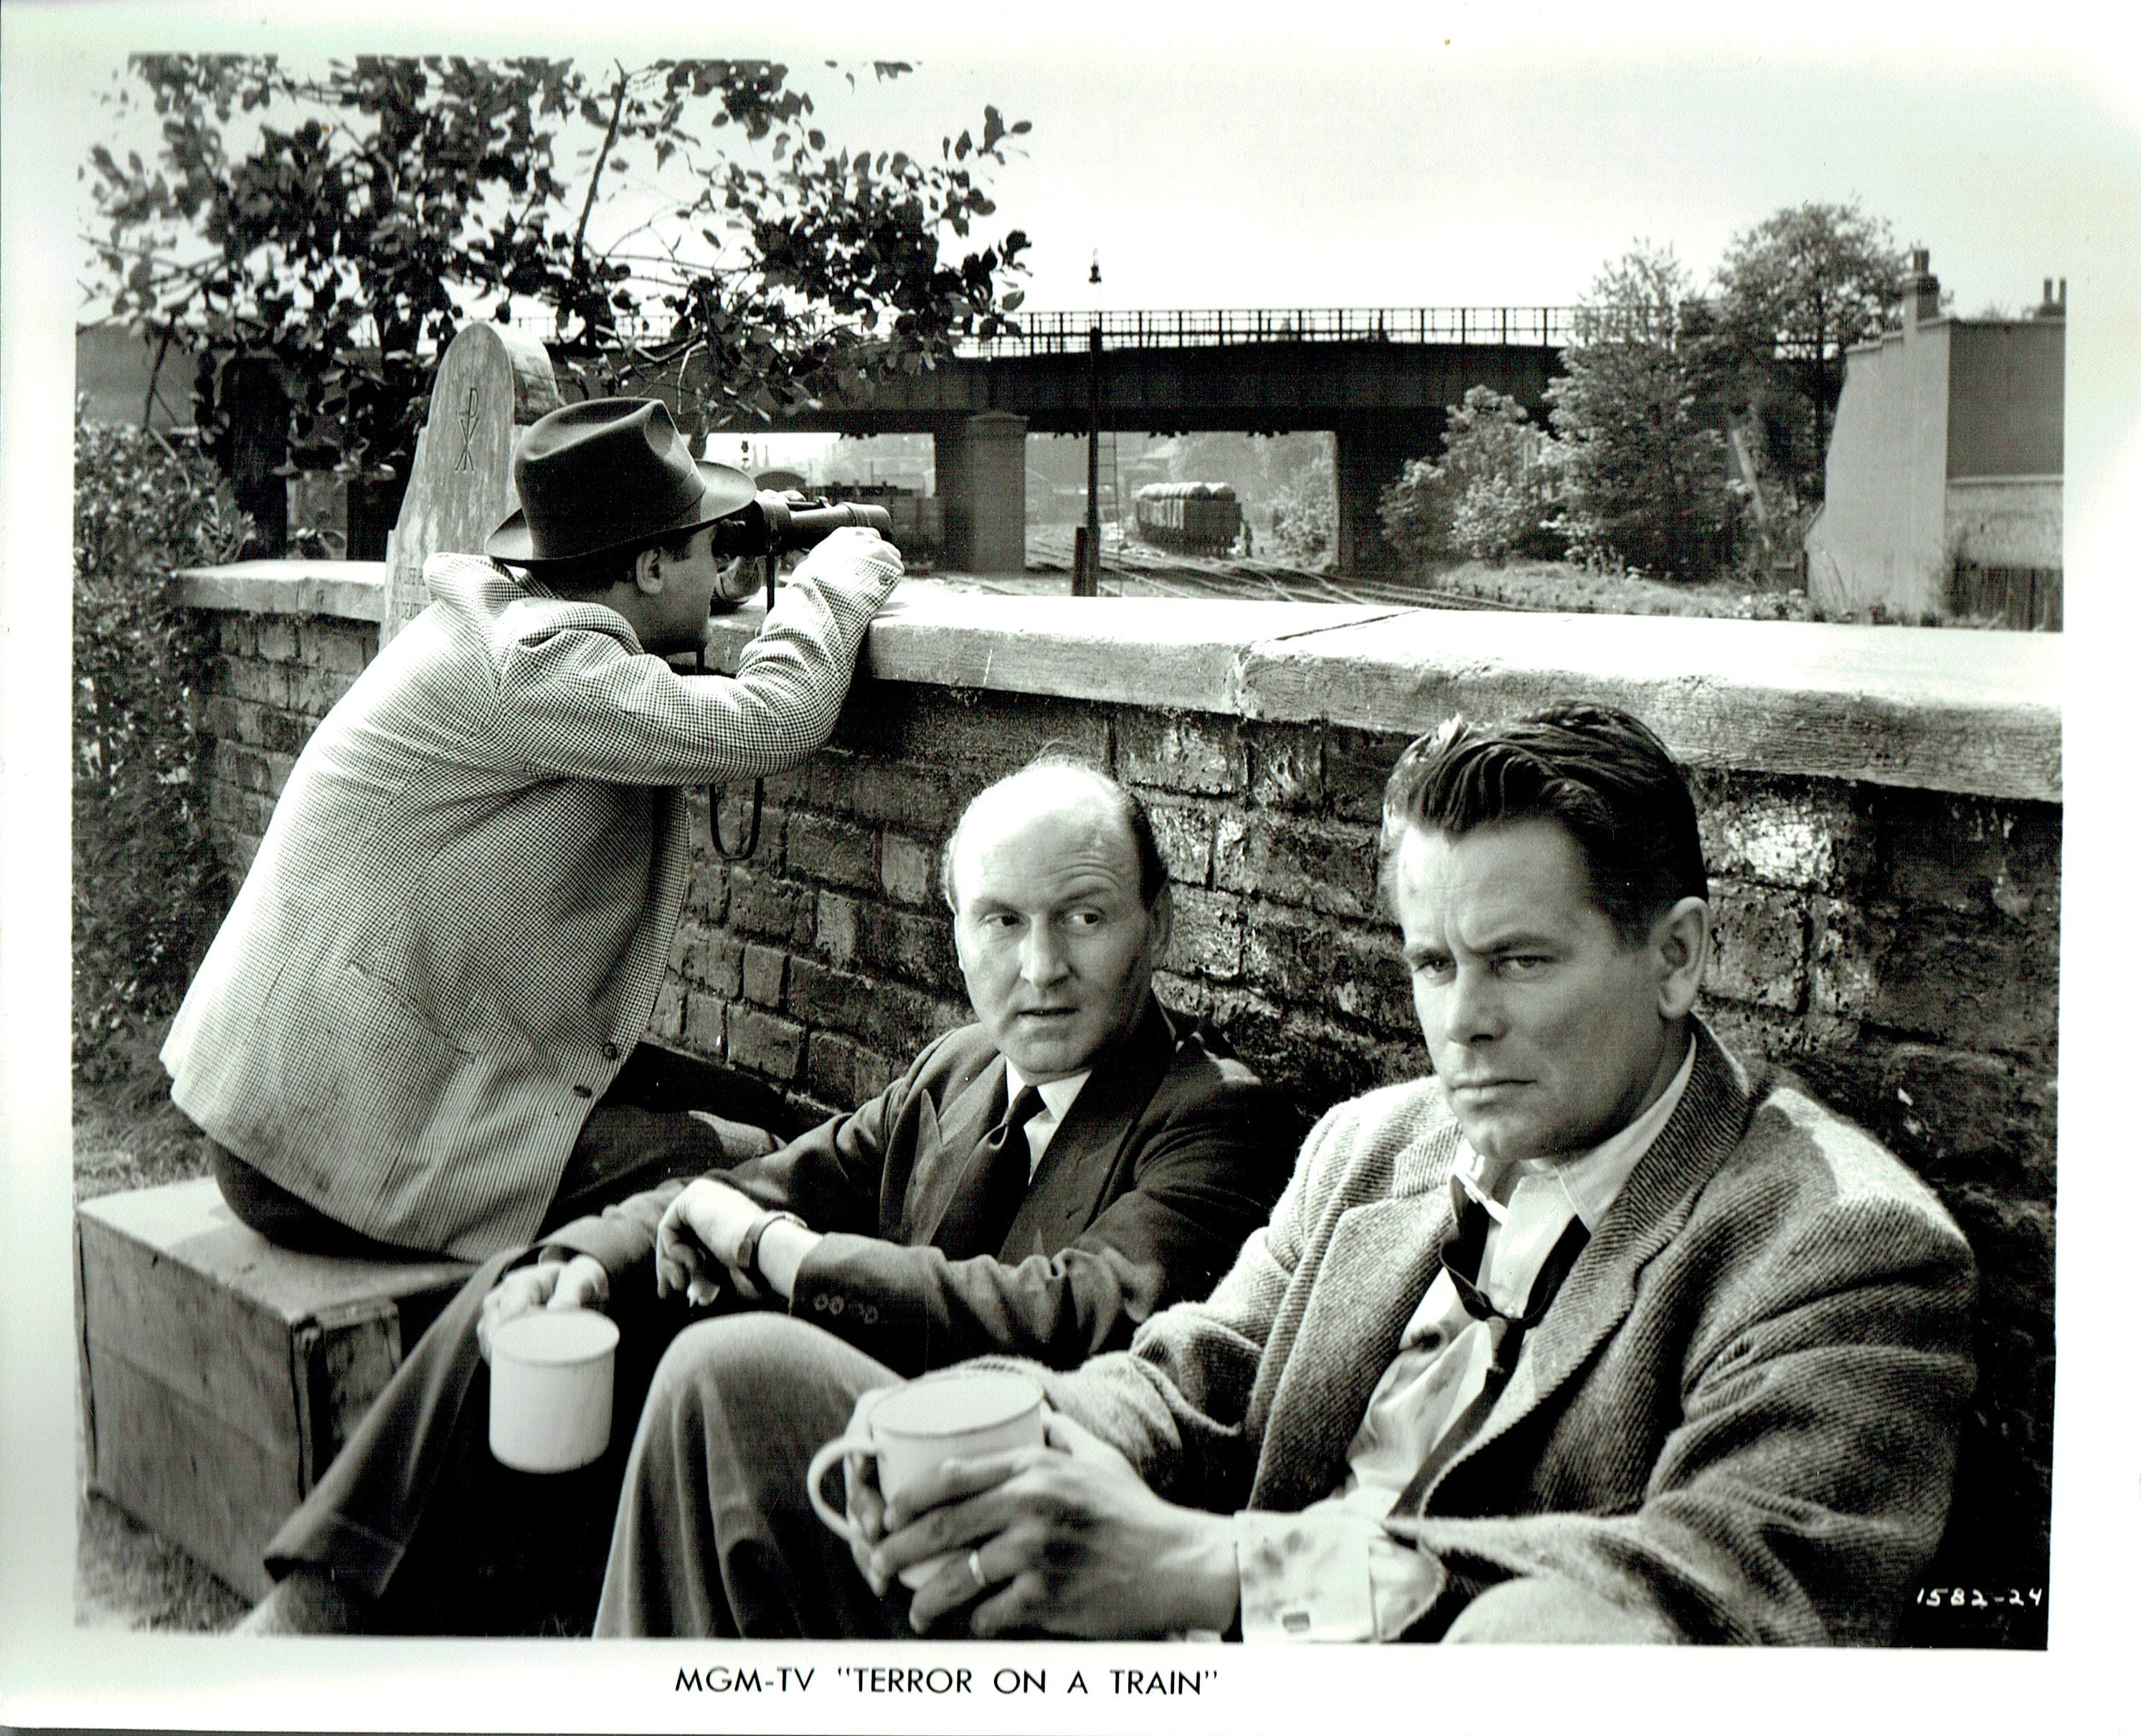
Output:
(1132, 482), (1243, 556)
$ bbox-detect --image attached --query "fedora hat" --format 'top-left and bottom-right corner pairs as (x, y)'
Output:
(486, 397), (757, 566)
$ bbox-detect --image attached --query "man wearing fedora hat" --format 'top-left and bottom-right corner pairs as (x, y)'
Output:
(162, 397), (903, 1261)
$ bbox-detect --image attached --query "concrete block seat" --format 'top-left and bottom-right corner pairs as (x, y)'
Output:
(75, 1178), (475, 1599)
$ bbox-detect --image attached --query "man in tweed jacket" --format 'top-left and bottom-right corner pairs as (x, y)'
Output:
(163, 399), (901, 1259)
(788, 705), (1976, 1646)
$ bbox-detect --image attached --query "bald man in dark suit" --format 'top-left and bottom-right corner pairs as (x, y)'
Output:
(241, 759), (1299, 1636)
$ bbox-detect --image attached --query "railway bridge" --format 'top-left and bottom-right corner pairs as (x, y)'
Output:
(623, 307), (1573, 574)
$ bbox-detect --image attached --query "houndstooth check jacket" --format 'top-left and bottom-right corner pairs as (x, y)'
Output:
(163, 537), (899, 1259)
(1021, 1019), (1977, 1644)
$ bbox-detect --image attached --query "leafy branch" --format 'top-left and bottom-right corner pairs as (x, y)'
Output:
(84, 53), (1032, 550)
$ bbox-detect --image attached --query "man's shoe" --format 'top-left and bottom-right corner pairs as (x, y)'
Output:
(232, 1569), (375, 1635)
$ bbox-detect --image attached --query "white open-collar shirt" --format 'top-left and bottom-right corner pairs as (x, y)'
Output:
(1236, 1038), (1699, 1641)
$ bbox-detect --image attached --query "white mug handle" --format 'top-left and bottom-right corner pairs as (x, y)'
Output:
(805, 1429), (876, 1542)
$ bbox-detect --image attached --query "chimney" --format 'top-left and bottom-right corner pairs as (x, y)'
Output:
(2034, 275), (2069, 320)
(1903, 247), (1941, 333)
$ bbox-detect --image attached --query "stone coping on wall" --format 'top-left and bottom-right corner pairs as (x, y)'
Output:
(181, 560), (2061, 803)
(184, 559), (388, 623)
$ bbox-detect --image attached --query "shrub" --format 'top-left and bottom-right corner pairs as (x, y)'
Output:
(1268, 446), (1336, 567)
(1380, 386), (1564, 566)
(73, 409), (249, 1080)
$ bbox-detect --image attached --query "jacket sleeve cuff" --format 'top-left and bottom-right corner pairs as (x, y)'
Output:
(1235, 1509), (1446, 1642)
(787, 1234), (904, 1357)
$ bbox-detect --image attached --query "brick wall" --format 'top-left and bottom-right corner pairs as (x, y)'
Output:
(186, 564), (386, 879)
(202, 609), (381, 878)
(179, 565), (2060, 1644)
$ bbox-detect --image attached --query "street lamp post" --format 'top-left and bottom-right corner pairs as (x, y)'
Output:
(1077, 252), (1104, 597)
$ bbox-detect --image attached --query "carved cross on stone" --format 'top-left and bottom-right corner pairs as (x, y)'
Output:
(455, 383), (482, 473)
(381, 323), (564, 641)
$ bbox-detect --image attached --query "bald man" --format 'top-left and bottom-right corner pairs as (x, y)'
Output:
(243, 756), (1298, 1636)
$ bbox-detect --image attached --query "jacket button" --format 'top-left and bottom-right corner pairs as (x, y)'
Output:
(572, 1084), (593, 1099)
(603, 1042), (621, 1061)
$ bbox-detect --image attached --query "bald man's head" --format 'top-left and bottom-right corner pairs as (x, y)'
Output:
(942, 758), (1173, 1082)
(941, 759), (1166, 915)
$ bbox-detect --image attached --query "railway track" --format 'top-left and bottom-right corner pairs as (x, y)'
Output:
(1016, 525), (1546, 612)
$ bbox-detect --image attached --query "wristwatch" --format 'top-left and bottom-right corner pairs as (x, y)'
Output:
(736, 1209), (808, 1289)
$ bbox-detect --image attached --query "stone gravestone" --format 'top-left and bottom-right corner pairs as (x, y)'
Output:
(382, 321), (564, 641)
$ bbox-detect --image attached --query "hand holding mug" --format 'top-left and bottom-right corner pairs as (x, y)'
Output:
(805, 1371), (1046, 1593)
(478, 1254), (608, 1363)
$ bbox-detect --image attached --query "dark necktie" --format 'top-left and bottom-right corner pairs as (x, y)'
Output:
(1390, 1195), (1592, 1513)
(931, 1083), (1046, 1260)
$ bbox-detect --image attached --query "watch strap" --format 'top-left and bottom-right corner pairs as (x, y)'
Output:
(738, 1209), (808, 1287)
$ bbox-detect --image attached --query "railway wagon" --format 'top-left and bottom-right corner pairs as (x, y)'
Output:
(1133, 481), (1242, 556)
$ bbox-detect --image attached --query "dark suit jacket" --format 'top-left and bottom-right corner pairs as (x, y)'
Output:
(546, 995), (1300, 1376)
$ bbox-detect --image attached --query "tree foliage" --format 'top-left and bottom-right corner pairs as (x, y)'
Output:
(85, 54), (1032, 550)
(1545, 244), (1739, 580)
(1713, 201), (1905, 501)
(1376, 204), (1906, 584)
(1379, 385), (1562, 566)
(73, 414), (250, 1076)
(1267, 444), (1336, 567)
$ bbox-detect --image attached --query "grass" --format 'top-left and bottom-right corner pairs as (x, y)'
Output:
(75, 1490), (250, 1631)
(1424, 559), (1816, 621)
(73, 1030), (214, 1203)
(72, 1018), (252, 1631)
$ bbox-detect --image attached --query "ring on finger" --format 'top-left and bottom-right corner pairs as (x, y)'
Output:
(967, 1549), (987, 1590)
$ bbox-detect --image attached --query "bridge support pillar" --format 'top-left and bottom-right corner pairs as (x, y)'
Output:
(1333, 413), (1444, 576)
(935, 412), (1029, 575)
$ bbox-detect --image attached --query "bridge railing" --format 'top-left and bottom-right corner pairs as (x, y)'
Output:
(507, 300), (1581, 357)
(958, 306), (1579, 356)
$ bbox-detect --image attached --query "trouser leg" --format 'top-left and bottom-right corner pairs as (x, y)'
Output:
(261, 1249), (519, 1599)
(263, 1247), (696, 1635)
(247, 1091), (774, 1627)
(541, 1104), (772, 1233)
(596, 1314), (907, 1639)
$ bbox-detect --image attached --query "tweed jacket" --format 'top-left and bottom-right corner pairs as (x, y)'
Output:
(545, 996), (1302, 1374)
(1029, 1020), (1977, 1644)
(163, 541), (898, 1258)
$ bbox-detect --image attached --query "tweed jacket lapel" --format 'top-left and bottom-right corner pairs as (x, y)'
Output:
(909, 1059), (1009, 1247)
(1002, 996), (1176, 1258)
(1405, 1021), (1755, 1513)
(1251, 1116), (1466, 1513)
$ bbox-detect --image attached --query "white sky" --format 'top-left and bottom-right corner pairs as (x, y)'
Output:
(6, 1), (2141, 1730)
(800, 37), (2139, 319)
(47, 3), (2141, 467)
(47, 3), (2141, 320)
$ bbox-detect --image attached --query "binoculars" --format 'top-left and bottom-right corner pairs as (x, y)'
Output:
(699, 490), (895, 863)
(710, 491), (893, 559)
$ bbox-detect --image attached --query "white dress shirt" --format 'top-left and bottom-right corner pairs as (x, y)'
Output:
(1002, 1063), (1092, 1177)
(1236, 1039), (1698, 1641)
